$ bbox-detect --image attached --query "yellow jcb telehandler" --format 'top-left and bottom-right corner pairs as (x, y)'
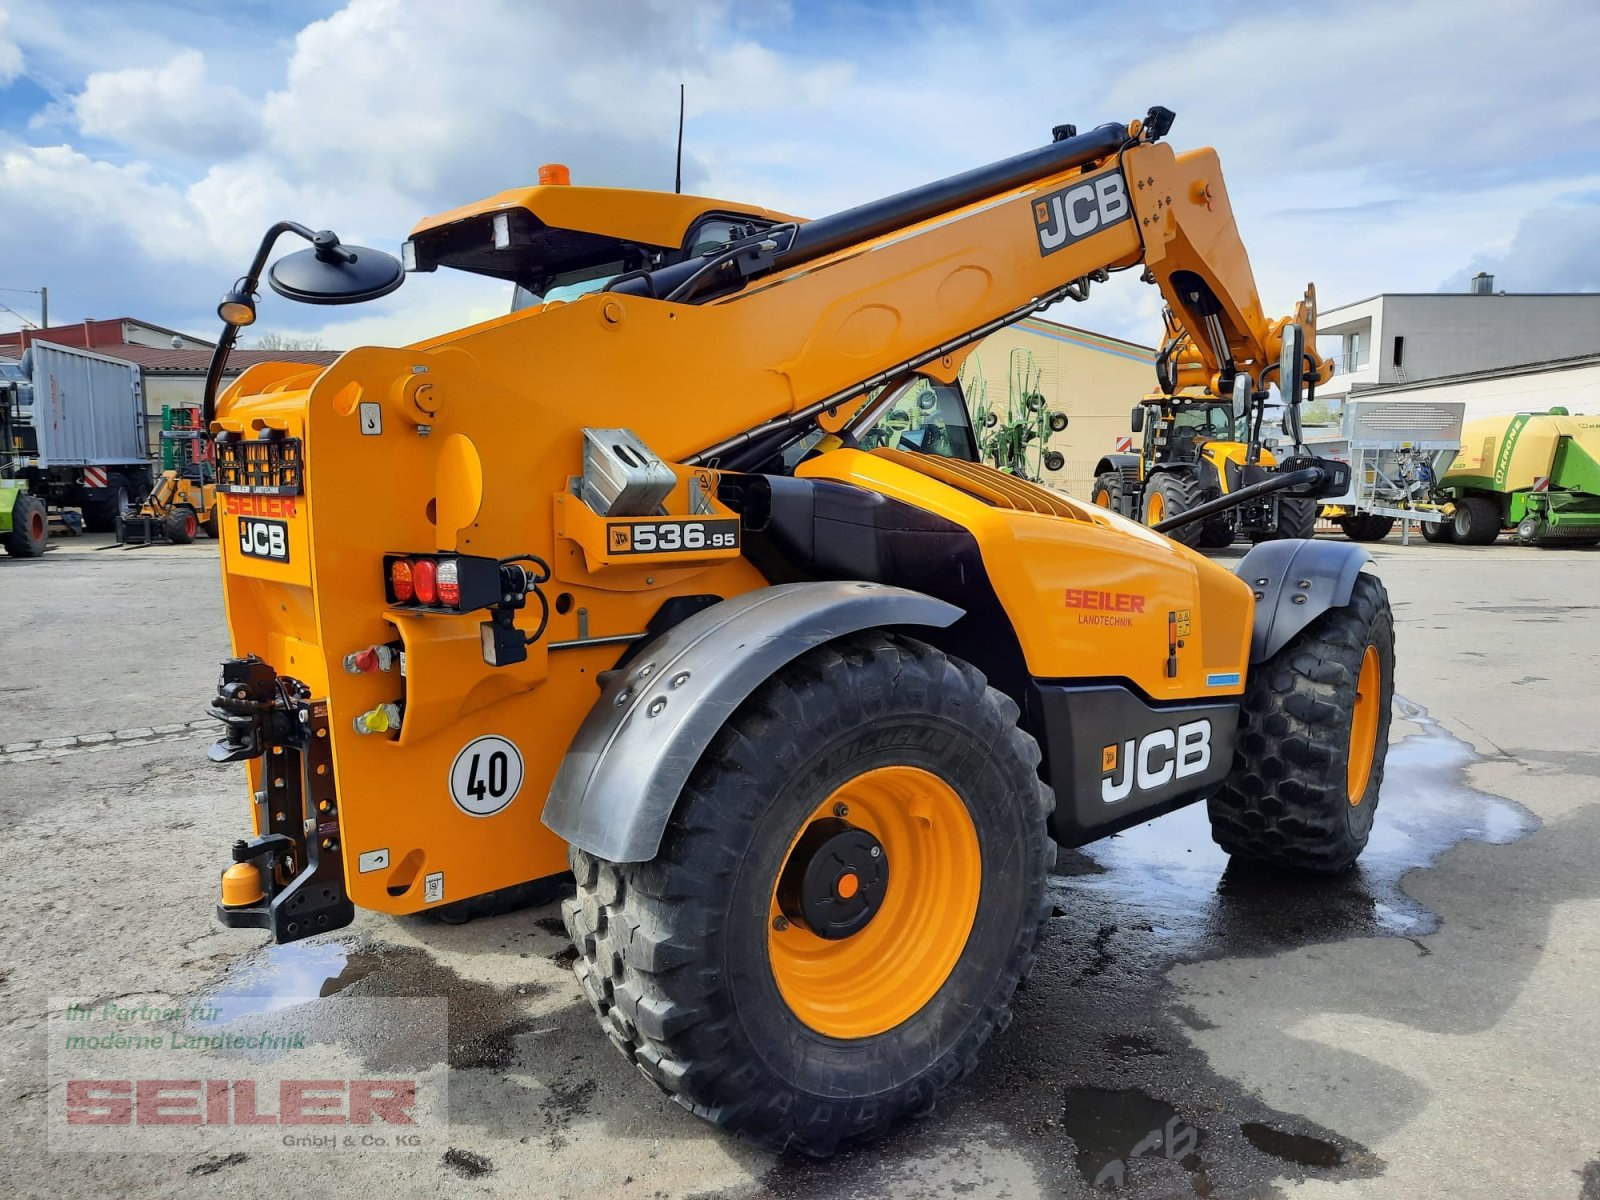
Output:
(1091, 296), (1329, 547)
(199, 107), (1390, 1157)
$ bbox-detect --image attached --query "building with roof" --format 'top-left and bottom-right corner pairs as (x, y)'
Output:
(0, 317), (340, 454)
(0, 317), (215, 356)
(1315, 278), (1600, 416)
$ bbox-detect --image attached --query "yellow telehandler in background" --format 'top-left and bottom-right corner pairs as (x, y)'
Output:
(198, 107), (1387, 1156)
(1091, 307), (1326, 546)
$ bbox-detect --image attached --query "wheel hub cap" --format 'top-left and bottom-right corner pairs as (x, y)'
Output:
(775, 818), (888, 939)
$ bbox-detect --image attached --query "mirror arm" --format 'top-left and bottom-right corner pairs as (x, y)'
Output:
(203, 221), (321, 428)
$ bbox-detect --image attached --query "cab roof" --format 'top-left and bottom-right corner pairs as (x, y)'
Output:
(409, 184), (795, 258)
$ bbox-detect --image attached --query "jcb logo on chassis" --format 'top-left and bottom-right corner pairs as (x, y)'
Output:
(1101, 720), (1212, 804)
(237, 517), (289, 562)
(1033, 171), (1132, 256)
(607, 518), (739, 555)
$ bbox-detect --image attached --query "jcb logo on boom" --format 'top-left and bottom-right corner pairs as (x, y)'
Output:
(1033, 171), (1132, 256)
(1101, 720), (1211, 804)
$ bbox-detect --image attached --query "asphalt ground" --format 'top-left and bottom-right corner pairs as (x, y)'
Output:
(1, 530), (1596, 1199)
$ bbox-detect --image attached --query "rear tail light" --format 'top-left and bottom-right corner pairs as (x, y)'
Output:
(436, 559), (460, 607)
(390, 559), (414, 602)
(382, 552), (509, 613)
(412, 558), (438, 605)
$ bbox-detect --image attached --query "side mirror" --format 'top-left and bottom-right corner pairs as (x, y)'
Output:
(1231, 374), (1251, 421)
(1279, 322), (1305, 409)
(1130, 405), (1145, 434)
(269, 232), (406, 305)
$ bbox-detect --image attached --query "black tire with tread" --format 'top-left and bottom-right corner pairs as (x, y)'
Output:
(202, 509), (220, 539)
(1451, 495), (1501, 545)
(164, 505), (198, 545)
(1090, 471), (1126, 516)
(1252, 494), (1319, 542)
(1337, 513), (1395, 543)
(82, 476), (128, 533)
(561, 631), (1055, 1157)
(1207, 573), (1395, 873)
(1420, 519), (1453, 544)
(1144, 471), (1202, 547)
(4, 492), (48, 557)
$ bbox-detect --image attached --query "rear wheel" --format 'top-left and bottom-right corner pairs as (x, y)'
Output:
(82, 476), (128, 533)
(164, 505), (198, 545)
(1451, 495), (1501, 545)
(1090, 471), (1126, 515)
(3, 492), (48, 557)
(201, 508), (220, 539)
(563, 631), (1054, 1156)
(1207, 574), (1395, 872)
(1420, 518), (1453, 543)
(1337, 513), (1395, 542)
(1143, 472), (1202, 547)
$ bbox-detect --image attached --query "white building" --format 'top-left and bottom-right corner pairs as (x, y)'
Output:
(1316, 278), (1600, 406)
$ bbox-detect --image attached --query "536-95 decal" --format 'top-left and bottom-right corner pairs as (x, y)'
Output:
(607, 518), (739, 555)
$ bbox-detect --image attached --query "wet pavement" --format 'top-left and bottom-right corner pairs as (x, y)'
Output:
(4, 535), (1597, 1199)
(178, 698), (1536, 1198)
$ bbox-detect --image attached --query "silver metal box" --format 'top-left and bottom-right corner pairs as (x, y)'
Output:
(580, 428), (676, 516)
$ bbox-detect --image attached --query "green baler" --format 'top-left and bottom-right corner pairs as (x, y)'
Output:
(1438, 408), (1600, 546)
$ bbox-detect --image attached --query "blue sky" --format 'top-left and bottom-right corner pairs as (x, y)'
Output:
(1, 0), (1597, 351)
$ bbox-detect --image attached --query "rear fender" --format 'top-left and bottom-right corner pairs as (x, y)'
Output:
(1093, 453), (1141, 478)
(542, 581), (962, 862)
(1236, 539), (1370, 661)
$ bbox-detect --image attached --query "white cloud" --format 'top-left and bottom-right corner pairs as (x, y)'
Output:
(1442, 203), (1600, 293)
(72, 49), (259, 159)
(2, 0), (1598, 353)
(0, 9), (23, 84)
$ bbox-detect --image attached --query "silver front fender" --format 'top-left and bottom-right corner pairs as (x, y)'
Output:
(542, 581), (963, 863)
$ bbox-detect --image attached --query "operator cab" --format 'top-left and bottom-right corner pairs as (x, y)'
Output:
(1149, 398), (1245, 463)
(402, 168), (795, 310)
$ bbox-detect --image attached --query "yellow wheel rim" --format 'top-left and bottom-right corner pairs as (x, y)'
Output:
(768, 766), (980, 1039)
(1147, 491), (1166, 524)
(1346, 644), (1381, 804)
(1094, 489), (1112, 508)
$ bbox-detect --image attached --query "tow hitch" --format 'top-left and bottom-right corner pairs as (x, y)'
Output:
(207, 655), (354, 943)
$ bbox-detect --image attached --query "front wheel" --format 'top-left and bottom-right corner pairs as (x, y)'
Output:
(164, 505), (198, 545)
(563, 632), (1054, 1156)
(3, 492), (48, 557)
(1420, 518), (1454, 543)
(1143, 472), (1203, 547)
(1208, 573), (1395, 872)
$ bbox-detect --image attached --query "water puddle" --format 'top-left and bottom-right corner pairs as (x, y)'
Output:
(1065, 697), (1537, 954)
(203, 940), (380, 1023)
(194, 939), (549, 1070)
(1059, 1086), (1203, 1191)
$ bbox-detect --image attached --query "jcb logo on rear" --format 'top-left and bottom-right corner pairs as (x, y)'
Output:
(1034, 171), (1132, 256)
(1101, 720), (1211, 804)
(238, 517), (289, 562)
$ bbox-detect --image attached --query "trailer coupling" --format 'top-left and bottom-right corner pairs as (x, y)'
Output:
(207, 655), (354, 943)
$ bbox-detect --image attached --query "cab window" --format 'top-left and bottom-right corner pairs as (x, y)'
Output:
(854, 379), (978, 461)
